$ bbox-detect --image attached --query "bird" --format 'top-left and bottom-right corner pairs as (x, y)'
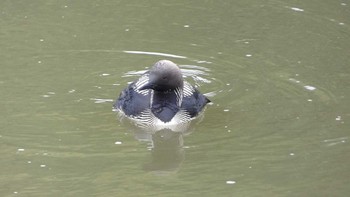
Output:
(114, 60), (210, 129)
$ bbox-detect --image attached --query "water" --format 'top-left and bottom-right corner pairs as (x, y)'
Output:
(1, 0), (349, 196)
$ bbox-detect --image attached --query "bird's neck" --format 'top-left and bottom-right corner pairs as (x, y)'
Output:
(150, 89), (183, 122)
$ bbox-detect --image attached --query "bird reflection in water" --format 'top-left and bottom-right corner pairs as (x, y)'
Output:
(116, 112), (206, 173)
(141, 129), (185, 172)
(121, 116), (202, 173)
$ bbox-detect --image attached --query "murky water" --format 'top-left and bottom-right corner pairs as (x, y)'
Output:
(1, 1), (349, 196)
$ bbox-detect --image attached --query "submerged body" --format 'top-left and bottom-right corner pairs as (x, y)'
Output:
(114, 60), (210, 128)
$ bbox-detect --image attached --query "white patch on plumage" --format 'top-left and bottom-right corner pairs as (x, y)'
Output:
(183, 81), (196, 97)
(134, 74), (150, 95)
(174, 87), (183, 107)
(149, 90), (154, 106)
(130, 109), (193, 132)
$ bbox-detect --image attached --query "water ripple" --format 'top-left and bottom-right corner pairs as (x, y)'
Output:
(123, 50), (187, 59)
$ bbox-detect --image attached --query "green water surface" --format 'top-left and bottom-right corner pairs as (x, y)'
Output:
(1, 1), (349, 196)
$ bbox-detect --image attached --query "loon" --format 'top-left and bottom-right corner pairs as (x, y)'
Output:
(114, 60), (210, 128)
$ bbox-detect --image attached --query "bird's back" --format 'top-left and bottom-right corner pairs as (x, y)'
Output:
(115, 82), (151, 117)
